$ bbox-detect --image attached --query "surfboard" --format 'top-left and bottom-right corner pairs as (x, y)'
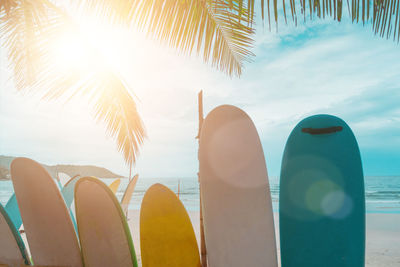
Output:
(121, 174), (139, 214)
(279, 114), (365, 267)
(199, 105), (277, 267)
(10, 157), (83, 267)
(109, 178), (121, 194)
(61, 175), (81, 209)
(5, 194), (22, 230)
(58, 172), (72, 187)
(0, 204), (30, 267)
(140, 183), (200, 267)
(75, 177), (138, 267)
(61, 175), (81, 232)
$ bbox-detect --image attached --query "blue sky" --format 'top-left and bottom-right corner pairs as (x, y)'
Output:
(1, 8), (400, 178)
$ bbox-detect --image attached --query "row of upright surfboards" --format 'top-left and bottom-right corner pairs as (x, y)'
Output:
(0, 104), (365, 267)
(0, 162), (139, 267)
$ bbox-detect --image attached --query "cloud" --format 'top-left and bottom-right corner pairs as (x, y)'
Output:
(1, 10), (399, 177)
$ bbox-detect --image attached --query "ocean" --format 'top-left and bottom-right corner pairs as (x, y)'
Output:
(1, 176), (399, 213)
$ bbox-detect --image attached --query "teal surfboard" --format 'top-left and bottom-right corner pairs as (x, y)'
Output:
(0, 203), (30, 266)
(5, 194), (22, 230)
(5, 171), (79, 235)
(279, 114), (365, 267)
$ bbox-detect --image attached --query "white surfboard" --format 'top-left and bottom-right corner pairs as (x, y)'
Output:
(199, 105), (277, 267)
(58, 172), (72, 187)
(121, 174), (139, 214)
(10, 157), (83, 267)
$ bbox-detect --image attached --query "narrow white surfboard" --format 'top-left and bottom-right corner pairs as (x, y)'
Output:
(121, 174), (139, 214)
(58, 172), (71, 187)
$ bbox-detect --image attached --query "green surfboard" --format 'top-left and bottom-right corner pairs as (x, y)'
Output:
(279, 114), (365, 267)
(75, 177), (138, 267)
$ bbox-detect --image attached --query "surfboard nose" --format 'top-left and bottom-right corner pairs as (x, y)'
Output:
(200, 105), (269, 189)
(280, 114), (365, 267)
(10, 157), (37, 179)
(200, 105), (278, 267)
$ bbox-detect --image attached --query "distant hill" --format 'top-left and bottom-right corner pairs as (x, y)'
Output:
(45, 164), (124, 179)
(0, 155), (123, 179)
(0, 156), (15, 170)
(0, 166), (10, 180)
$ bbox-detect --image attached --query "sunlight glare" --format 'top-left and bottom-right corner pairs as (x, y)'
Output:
(51, 19), (134, 75)
(52, 30), (96, 72)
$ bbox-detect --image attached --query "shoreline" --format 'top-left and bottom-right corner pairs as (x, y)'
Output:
(127, 211), (400, 267)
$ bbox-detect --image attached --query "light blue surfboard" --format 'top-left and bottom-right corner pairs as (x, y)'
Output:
(61, 175), (80, 209)
(61, 176), (80, 232)
(279, 114), (365, 267)
(5, 193), (22, 230)
(4, 177), (79, 234)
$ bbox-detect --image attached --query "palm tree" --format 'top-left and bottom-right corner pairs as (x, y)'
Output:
(0, 0), (397, 171)
(0, 0), (254, 171)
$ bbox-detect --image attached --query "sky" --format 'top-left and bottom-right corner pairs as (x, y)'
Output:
(1, 6), (400, 178)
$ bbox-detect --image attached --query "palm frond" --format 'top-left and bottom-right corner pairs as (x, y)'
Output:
(0, 0), (17, 14)
(259, 0), (400, 42)
(70, 0), (135, 25)
(76, 0), (256, 76)
(0, 0), (146, 167)
(128, 0), (256, 77)
(41, 70), (146, 168)
(0, 0), (50, 90)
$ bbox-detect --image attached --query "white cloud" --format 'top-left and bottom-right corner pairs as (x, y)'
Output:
(1, 12), (400, 177)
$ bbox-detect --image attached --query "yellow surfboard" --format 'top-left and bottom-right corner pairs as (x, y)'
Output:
(140, 183), (200, 267)
(109, 178), (121, 194)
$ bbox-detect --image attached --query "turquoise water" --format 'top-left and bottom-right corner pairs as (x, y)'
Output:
(1, 176), (399, 213)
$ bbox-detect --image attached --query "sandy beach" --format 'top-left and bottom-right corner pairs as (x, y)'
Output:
(127, 210), (400, 267)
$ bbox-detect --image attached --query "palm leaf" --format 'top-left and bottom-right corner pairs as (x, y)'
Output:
(259, 0), (400, 42)
(133, 0), (256, 76)
(81, 0), (256, 77)
(0, 0), (49, 90)
(0, 0), (146, 167)
(70, 0), (135, 25)
(0, 0), (18, 14)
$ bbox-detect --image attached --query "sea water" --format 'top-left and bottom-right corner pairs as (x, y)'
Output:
(1, 176), (399, 213)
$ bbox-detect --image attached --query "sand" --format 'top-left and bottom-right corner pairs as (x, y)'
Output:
(127, 210), (400, 267)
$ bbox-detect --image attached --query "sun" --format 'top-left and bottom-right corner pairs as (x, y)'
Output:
(51, 18), (134, 75)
